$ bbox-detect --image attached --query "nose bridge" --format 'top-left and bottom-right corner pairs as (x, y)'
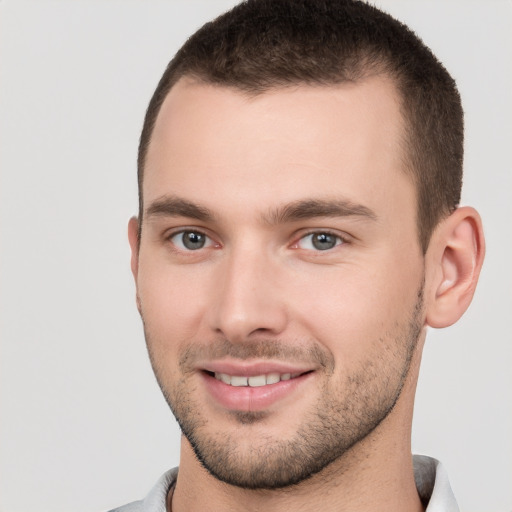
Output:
(208, 237), (287, 341)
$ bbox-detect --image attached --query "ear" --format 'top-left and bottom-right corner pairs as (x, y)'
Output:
(425, 206), (485, 328)
(128, 216), (142, 313)
(128, 216), (140, 281)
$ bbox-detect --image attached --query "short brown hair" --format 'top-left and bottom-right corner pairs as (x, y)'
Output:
(138, 0), (463, 252)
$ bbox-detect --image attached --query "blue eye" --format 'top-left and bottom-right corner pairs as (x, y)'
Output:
(170, 230), (213, 250)
(297, 232), (343, 251)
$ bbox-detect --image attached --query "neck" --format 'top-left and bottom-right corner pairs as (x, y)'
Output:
(175, 439), (422, 512)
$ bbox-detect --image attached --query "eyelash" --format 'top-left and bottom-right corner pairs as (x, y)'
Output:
(166, 228), (348, 253)
(291, 230), (347, 251)
(167, 229), (219, 252)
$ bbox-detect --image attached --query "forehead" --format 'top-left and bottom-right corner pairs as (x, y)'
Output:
(143, 77), (414, 224)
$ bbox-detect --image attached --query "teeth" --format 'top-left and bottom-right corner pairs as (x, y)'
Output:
(214, 372), (302, 387)
(266, 373), (280, 385)
(219, 373), (231, 385)
(231, 376), (248, 387)
(248, 375), (266, 387)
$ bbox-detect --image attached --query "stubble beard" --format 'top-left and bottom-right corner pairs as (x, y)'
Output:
(143, 285), (424, 490)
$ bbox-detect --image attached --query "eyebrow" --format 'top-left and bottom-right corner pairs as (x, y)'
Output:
(145, 196), (215, 222)
(145, 195), (377, 225)
(263, 198), (377, 225)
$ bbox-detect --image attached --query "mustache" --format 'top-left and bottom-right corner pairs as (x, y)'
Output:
(179, 338), (334, 373)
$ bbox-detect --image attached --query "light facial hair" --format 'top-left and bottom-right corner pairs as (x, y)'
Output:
(141, 279), (425, 490)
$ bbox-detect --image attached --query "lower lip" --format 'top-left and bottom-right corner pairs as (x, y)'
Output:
(200, 372), (313, 412)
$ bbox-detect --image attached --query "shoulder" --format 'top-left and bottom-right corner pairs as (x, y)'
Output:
(108, 501), (144, 512)
(413, 455), (459, 512)
(107, 468), (178, 512)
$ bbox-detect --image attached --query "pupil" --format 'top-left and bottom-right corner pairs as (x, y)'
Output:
(183, 231), (205, 250)
(312, 233), (336, 250)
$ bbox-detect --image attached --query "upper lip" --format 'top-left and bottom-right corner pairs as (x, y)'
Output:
(198, 359), (315, 377)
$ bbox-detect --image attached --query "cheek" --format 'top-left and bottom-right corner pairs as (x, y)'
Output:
(290, 260), (422, 360)
(137, 260), (211, 345)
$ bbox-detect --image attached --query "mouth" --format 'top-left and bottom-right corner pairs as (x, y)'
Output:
(199, 366), (315, 412)
(206, 370), (308, 387)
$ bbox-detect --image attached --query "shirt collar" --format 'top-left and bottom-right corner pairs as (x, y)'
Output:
(414, 455), (459, 512)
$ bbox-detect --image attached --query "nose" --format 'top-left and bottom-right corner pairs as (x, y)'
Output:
(206, 245), (288, 342)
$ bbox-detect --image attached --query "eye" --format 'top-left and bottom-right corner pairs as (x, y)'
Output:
(169, 230), (215, 251)
(296, 232), (344, 251)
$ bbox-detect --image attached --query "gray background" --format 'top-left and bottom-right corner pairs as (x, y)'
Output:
(1, 1), (510, 511)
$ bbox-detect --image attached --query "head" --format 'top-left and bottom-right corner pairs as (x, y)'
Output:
(129, 0), (484, 491)
(137, 0), (464, 253)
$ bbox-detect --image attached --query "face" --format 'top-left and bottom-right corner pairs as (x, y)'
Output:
(131, 77), (426, 489)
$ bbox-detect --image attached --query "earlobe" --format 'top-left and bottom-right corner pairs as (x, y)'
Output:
(128, 216), (140, 281)
(425, 206), (485, 328)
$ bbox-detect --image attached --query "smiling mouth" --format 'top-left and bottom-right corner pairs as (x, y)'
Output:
(206, 371), (311, 387)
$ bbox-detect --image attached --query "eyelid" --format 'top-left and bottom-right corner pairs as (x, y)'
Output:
(162, 226), (350, 251)
(165, 227), (220, 251)
(290, 229), (350, 250)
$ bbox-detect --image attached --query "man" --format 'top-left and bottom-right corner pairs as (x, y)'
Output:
(115, 0), (485, 510)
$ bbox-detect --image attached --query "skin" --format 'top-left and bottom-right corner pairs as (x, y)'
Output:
(129, 76), (484, 512)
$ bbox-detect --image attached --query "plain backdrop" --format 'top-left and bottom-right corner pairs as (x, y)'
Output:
(0, 1), (510, 511)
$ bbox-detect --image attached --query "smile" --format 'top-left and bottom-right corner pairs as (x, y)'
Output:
(202, 367), (315, 411)
(214, 372), (302, 387)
